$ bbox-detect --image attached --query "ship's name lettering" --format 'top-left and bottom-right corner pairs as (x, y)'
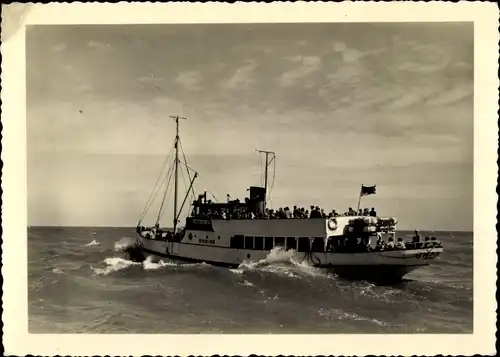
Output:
(415, 251), (440, 259)
(198, 239), (216, 245)
(193, 219), (210, 225)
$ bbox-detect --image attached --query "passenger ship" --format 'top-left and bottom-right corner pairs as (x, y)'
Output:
(133, 116), (443, 284)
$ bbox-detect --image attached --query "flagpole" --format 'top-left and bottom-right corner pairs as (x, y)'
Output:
(357, 185), (362, 212)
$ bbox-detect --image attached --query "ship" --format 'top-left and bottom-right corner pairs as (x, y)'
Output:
(133, 115), (443, 284)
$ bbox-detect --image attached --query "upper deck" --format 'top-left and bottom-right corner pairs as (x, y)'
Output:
(184, 215), (397, 238)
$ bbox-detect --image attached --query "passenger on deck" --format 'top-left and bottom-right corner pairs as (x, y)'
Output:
(395, 238), (406, 250)
(430, 237), (441, 247)
(386, 237), (395, 250)
(358, 209), (363, 216)
(413, 230), (421, 242)
(375, 236), (386, 251)
(423, 236), (431, 248)
(363, 236), (372, 252)
(369, 208), (377, 217)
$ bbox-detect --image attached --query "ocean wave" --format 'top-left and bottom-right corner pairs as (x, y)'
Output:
(318, 307), (390, 327)
(234, 247), (330, 280)
(91, 257), (141, 276)
(84, 240), (100, 247)
(113, 237), (137, 252)
(52, 268), (64, 275)
(237, 280), (256, 288)
(142, 256), (177, 271)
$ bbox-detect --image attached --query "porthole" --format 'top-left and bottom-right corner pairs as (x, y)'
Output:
(188, 233), (193, 240)
(246, 253), (251, 259)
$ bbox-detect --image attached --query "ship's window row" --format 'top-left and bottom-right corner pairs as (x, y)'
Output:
(230, 235), (325, 252)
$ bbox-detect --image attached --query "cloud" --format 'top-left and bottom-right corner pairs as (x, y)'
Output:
(384, 92), (426, 111)
(135, 74), (165, 92)
(426, 86), (473, 106)
(51, 43), (66, 53)
(333, 41), (384, 63)
(222, 60), (257, 89)
(87, 40), (112, 50)
(136, 74), (164, 84)
(398, 61), (449, 73)
(230, 44), (273, 54)
(279, 55), (322, 87)
(175, 71), (203, 91)
(73, 83), (93, 93)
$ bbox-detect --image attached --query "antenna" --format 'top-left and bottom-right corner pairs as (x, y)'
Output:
(256, 149), (276, 211)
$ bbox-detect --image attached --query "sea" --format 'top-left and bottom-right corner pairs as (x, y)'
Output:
(28, 227), (473, 334)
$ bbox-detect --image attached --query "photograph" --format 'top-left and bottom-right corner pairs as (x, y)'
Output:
(27, 21), (473, 334)
(1, 2), (497, 356)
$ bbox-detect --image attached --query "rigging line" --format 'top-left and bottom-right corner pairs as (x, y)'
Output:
(156, 167), (175, 226)
(141, 141), (175, 215)
(178, 164), (189, 216)
(138, 141), (176, 222)
(268, 155), (276, 209)
(178, 139), (197, 198)
(260, 154), (263, 187)
(140, 176), (167, 222)
(142, 161), (175, 223)
(206, 188), (219, 203)
(177, 159), (196, 204)
(156, 161), (176, 225)
(158, 177), (175, 227)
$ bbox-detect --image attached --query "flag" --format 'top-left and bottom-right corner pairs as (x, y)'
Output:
(361, 184), (376, 196)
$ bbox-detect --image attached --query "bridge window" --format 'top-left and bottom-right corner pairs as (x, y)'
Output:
(311, 237), (325, 252)
(264, 237), (273, 250)
(286, 237), (297, 251)
(244, 236), (254, 250)
(254, 236), (264, 250)
(230, 235), (244, 249)
(297, 237), (310, 252)
(275, 237), (285, 248)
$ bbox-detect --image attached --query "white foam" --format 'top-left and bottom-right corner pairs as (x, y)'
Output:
(318, 308), (390, 327)
(229, 268), (244, 275)
(91, 257), (141, 276)
(113, 237), (136, 252)
(142, 256), (176, 270)
(84, 239), (99, 247)
(238, 280), (256, 287)
(52, 268), (64, 275)
(235, 246), (328, 279)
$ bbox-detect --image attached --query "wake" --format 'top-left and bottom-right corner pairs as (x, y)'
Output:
(91, 256), (177, 276)
(232, 247), (331, 279)
(83, 240), (100, 247)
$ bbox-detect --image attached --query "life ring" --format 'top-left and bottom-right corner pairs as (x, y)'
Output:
(328, 218), (338, 231)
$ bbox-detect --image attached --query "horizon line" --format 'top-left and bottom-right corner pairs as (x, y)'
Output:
(26, 225), (473, 233)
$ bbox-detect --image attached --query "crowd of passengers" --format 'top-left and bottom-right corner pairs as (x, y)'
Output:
(193, 205), (377, 220)
(332, 230), (443, 253)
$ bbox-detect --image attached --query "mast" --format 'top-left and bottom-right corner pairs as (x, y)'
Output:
(256, 149), (275, 210)
(170, 115), (187, 232)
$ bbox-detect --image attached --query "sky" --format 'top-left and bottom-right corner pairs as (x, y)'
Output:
(26, 23), (473, 230)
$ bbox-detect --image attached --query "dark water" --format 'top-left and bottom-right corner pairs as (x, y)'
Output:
(28, 227), (473, 333)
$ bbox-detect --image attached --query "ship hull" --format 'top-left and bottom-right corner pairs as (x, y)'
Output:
(133, 231), (442, 285)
